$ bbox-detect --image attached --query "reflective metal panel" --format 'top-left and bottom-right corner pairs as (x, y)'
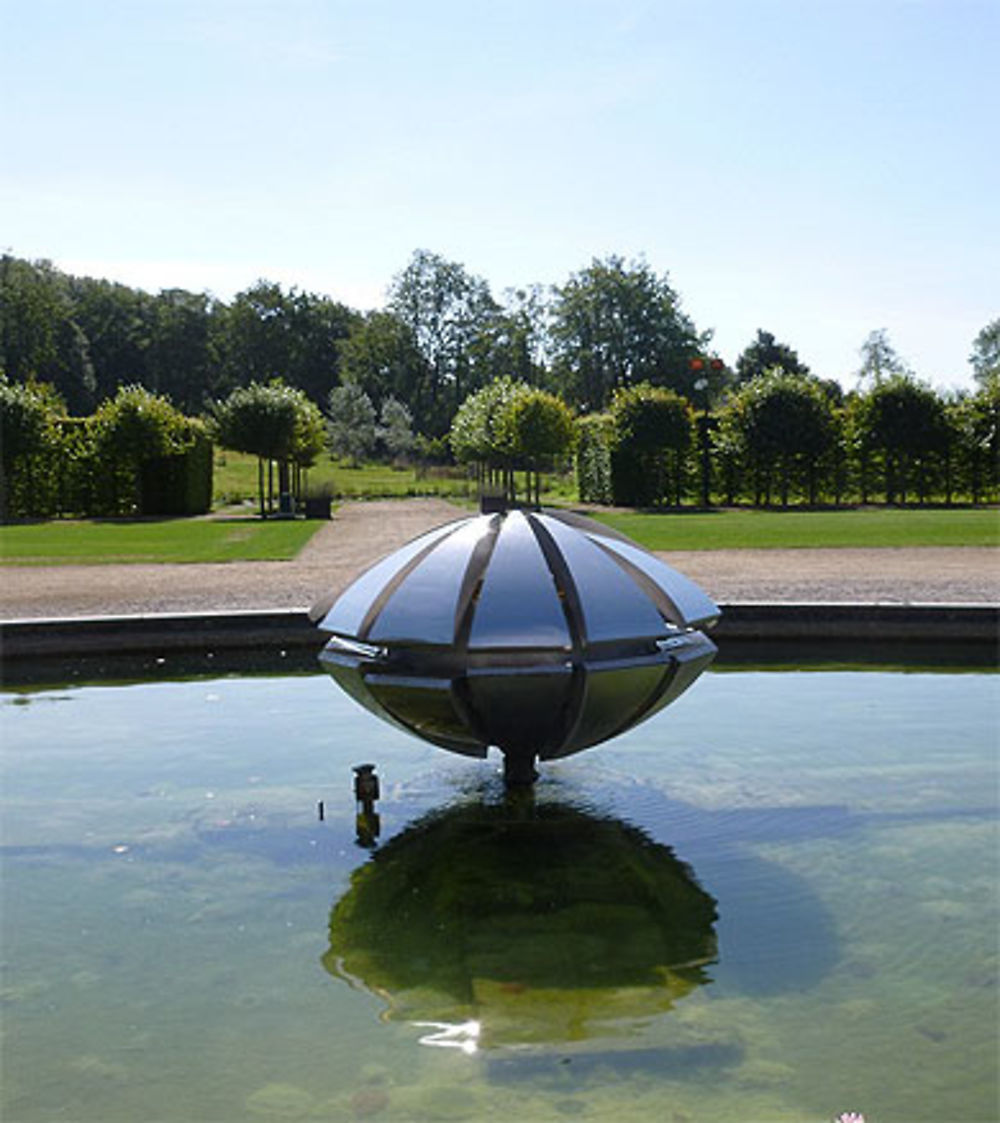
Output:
(318, 653), (415, 741)
(535, 514), (667, 643)
(317, 521), (459, 635)
(367, 519), (489, 645)
(553, 662), (670, 758)
(642, 633), (718, 718)
(586, 534), (719, 629)
(464, 665), (573, 754)
(468, 511), (570, 649)
(366, 676), (487, 757)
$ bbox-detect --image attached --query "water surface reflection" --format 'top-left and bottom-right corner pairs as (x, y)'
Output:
(323, 794), (718, 1049)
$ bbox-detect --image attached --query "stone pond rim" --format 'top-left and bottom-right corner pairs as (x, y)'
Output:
(2, 603), (995, 669)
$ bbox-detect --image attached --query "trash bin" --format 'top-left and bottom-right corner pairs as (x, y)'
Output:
(305, 495), (332, 520)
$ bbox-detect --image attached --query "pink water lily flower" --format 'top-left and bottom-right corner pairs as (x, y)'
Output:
(835, 1113), (865, 1123)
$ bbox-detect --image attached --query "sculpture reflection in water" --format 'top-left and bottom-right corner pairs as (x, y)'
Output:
(313, 508), (719, 785)
(322, 796), (718, 1052)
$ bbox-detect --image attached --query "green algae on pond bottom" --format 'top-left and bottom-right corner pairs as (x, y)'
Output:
(1, 670), (997, 1121)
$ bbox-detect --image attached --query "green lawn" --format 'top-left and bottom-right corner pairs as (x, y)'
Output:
(213, 450), (577, 505)
(213, 450), (476, 504)
(0, 518), (323, 565)
(591, 507), (1000, 550)
(4, 486), (995, 566)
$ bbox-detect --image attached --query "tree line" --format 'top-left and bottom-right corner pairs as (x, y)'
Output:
(3, 363), (997, 522)
(2, 249), (997, 519)
(9, 248), (995, 424)
(575, 372), (998, 510)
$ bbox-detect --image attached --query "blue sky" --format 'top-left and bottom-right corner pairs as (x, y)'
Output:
(3, 0), (997, 390)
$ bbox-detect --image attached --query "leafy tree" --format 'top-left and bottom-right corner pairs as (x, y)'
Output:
(338, 311), (433, 429)
(575, 412), (614, 504)
(0, 256), (96, 412)
(327, 384), (377, 466)
(500, 388), (575, 506)
(851, 375), (951, 504)
(92, 385), (195, 514)
(608, 383), (694, 507)
(450, 378), (572, 504)
(213, 281), (357, 406)
(857, 328), (909, 386)
(284, 289), (359, 404)
(1, 257), (62, 381)
(388, 249), (500, 436)
(378, 396), (416, 460)
(735, 329), (810, 383)
(212, 379), (324, 515)
(471, 285), (551, 389)
(948, 376), (999, 503)
(213, 281), (295, 392)
(715, 371), (837, 506)
(0, 376), (59, 519)
(146, 288), (217, 411)
(549, 256), (708, 412)
(969, 318), (1000, 386)
(66, 275), (152, 402)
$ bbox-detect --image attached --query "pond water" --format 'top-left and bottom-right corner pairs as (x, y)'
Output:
(2, 668), (997, 1122)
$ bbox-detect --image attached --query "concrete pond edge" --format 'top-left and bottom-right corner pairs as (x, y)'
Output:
(1, 603), (996, 685)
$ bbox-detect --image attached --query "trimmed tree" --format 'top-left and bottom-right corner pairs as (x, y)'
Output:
(450, 378), (574, 505)
(575, 412), (614, 504)
(212, 379), (325, 516)
(714, 371), (837, 506)
(92, 385), (197, 515)
(608, 383), (694, 507)
(450, 377), (527, 501)
(501, 388), (576, 507)
(850, 375), (951, 504)
(0, 376), (58, 520)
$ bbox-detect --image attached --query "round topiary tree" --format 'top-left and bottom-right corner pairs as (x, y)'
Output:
(450, 377), (527, 501)
(501, 388), (576, 506)
(212, 379), (325, 516)
(451, 378), (574, 506)
(714, 371), (838, 507)
(851, 375), (951, 505)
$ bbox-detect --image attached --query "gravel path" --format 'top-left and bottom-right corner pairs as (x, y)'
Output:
(1, 499), (997, 620)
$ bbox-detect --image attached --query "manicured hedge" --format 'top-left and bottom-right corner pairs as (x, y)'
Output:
(139, 429), (213, 515)
(1, 380), (213, 520)
(576, 412), (613, 504)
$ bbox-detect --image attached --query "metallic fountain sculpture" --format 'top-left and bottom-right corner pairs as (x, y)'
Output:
(312, 507), (719, 783)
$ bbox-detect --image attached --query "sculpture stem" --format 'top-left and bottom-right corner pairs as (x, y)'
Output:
(502, 751), (539, 786)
